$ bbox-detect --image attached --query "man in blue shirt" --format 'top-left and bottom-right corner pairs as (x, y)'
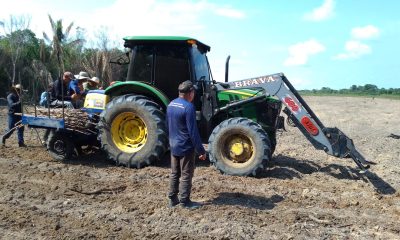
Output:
(167, 80), (206, 209)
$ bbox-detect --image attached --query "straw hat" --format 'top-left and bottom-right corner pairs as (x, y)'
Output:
(11, 84), (26, 93)
(11, 84), (23, 90)
(74, 71), (90, 80)
(88, 77), (100, 85)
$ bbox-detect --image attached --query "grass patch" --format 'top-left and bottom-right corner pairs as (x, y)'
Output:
(298, 92), (400, 100)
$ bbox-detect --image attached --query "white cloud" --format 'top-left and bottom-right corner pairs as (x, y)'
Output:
(0, 0), (245, 44)
(0, 1), (52, 36)
(304, 0), (335, 21)
(87, 0), (204, 38)
(214, 7), (245, 19)
(289, 77), (311, 88)
(333, 25), (379, 60)
(351, 25), (380, 39)
(284, 39), (326, 66)
(86, 0), (246, 38)
(334, 40), (371, 60)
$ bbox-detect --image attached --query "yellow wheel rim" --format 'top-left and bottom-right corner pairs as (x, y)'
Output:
(111, 112), (148, 153)
(222, 133), (254, 167)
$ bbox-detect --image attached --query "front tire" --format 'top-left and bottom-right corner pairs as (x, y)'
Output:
(98, 95), (168, 168)
(208, 117), (271, 176)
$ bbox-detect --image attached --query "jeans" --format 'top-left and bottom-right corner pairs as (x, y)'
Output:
(168, 151), (195, 202)
(3, 114), (24, 144)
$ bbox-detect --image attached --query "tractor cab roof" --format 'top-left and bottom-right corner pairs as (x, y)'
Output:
(123, 36), (210, 52)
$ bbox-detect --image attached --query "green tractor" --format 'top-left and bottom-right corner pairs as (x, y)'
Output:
(86, 36), (372, 176)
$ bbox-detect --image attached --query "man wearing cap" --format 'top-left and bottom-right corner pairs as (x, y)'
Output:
(166, 80), (207, 209)
(1, 84), (26, 147)
(50, 71), (75, 109)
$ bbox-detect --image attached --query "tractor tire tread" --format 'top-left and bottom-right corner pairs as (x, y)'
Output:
(208, 117), (271, 177)
(98, 94), (167, 168)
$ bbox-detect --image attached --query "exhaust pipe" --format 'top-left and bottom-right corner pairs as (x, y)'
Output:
(225, 55), (231, 83)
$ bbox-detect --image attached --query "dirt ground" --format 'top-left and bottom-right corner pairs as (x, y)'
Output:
(0, 96), (399, 239)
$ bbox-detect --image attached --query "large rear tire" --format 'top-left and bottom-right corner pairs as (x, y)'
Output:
(98, 95), (168, 168)
(208, 117), (271, 176)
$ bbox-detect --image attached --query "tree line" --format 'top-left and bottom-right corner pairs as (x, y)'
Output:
(0, 15), (127, 100)
(299, 84), (400, 97)
(2, 15), (399, 101)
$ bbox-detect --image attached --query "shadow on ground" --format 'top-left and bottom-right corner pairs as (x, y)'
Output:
(62, 149), (115, 168)
(60, 149), (211, 170)
(208, 192), (284, 210)
(59, 149), (396, 195)
(260, 154), (396, 195)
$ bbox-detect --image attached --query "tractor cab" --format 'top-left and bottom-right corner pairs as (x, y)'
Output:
(122, 36), (212, 109)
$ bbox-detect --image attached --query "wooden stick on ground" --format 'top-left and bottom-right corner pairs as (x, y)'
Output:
(68, 185), (127, 195)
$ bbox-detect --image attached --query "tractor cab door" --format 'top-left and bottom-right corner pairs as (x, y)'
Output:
(190, 44), (216, 138)
(190, 45), (213, 109)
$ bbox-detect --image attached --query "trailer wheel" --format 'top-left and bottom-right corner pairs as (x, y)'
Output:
(208, 117), (271, 176)
(98, 95), (168, 168)
(47, 131), (75, 161)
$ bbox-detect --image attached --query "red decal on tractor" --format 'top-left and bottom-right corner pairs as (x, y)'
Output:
(301, 116), (319, 136)
(284, 97), (299, 112)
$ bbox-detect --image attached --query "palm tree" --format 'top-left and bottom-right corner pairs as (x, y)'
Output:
(43, 15), (82, 75)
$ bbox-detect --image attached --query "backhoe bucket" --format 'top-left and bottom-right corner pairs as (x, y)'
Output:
(324, 127), (375, 172)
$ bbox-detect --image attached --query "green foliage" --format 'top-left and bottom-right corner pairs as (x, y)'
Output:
(0, 14), (127, 101)
(0, 68), (8, 97)
(0, 29), (41, 96)
(299, 84), (400, 99)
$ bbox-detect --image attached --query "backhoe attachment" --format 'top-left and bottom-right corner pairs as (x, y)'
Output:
(214, 72), (374, 172)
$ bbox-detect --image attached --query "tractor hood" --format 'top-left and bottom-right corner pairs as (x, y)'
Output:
(218, 88), (263, 100)
(105, 81), (170, 108)
(217, 87), (279, 108)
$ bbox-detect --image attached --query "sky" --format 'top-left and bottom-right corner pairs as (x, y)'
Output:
(1, 0), (399, 89)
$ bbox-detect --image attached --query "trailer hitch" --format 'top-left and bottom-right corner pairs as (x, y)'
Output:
(324, 127), (376, 172)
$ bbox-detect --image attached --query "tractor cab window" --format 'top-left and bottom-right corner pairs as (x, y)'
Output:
(191, 45), (211, 93)
(127, 45), (153, 83)
(154, 45), (190, 101)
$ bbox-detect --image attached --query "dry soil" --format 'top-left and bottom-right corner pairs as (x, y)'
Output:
(0, 96), (399, 239)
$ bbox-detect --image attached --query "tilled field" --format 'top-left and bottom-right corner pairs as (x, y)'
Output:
(0, 96), (399, 239)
